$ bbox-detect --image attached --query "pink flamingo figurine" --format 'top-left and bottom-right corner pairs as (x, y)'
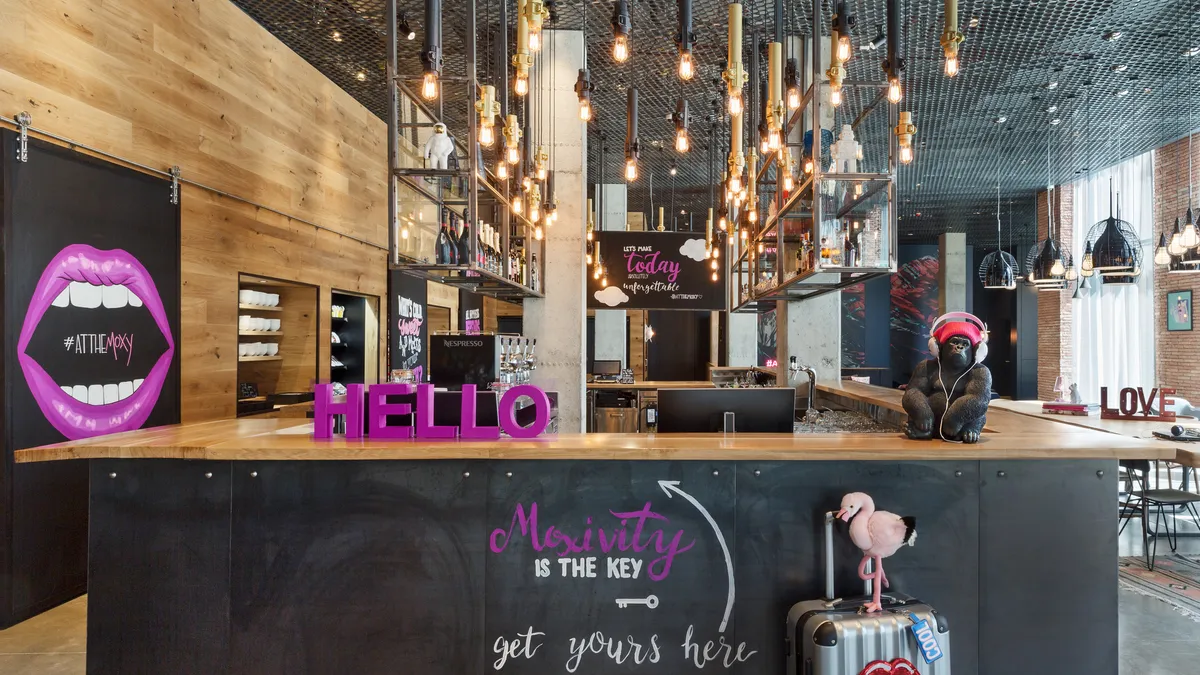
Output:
(837, 492), (917, 613)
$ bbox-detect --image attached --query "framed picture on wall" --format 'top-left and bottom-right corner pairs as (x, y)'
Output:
(1167, 290), (1193, 332)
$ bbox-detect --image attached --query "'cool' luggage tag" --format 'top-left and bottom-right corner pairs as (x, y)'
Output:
(908, 613), (945, 664)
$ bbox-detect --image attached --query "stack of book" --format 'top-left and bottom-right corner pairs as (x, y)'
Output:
(1042, 401), (1100, 416)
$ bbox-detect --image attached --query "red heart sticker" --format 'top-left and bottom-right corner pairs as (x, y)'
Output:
(859, 658), (920, 675)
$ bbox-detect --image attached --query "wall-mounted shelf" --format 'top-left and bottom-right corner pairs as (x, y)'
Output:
(239, 355), (283, 362)
(239, 304), (282, 312)
(239, 331), (283, 336)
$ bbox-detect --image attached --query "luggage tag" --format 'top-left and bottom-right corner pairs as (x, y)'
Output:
(907, 614), (945, 664)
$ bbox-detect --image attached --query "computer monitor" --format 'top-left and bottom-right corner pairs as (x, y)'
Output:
(592, 360), (622, 377)
(657, 388), (796, 433)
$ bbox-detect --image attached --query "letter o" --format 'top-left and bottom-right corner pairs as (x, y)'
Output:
(499, 385), (552, 438)
(1120, 387), (1138, 416)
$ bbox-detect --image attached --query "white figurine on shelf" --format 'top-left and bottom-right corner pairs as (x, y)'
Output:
(831, 124), (861, 174)
(424, 122), (455, 170)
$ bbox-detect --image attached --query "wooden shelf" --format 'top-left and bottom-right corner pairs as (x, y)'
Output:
(239, 355), (282, 362)
(239, 304), (282, 312)
(239, 331), (283, 336)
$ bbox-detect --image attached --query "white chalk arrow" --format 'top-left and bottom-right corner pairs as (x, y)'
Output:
(658, 480), (734, 633)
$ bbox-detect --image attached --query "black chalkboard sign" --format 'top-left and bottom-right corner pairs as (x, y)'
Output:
(587, 232), (725, 311)
(388, 271), (427, 381)
(460, 289), (484, 335)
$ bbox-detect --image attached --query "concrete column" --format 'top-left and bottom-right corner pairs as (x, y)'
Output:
(524, 29), (587, 431)
(728, 312), (757, 366)
(776, 294), (841, 396)
(938, 232), (967, 315)
(595, 184), (626, 231)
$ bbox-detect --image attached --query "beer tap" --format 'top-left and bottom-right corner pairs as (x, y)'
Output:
(524, 339), (537, 382)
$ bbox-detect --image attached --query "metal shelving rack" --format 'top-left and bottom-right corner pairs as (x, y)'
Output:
(385, 0), (545, 299)
(730, 0), (898, 313)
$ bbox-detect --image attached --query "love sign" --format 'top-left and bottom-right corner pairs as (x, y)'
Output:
(1099, 386), (1177, 422)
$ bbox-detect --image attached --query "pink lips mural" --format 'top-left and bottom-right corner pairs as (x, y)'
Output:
(17, 244), (175, 440)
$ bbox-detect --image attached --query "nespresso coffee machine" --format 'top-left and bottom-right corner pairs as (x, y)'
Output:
(428, 335), (502, 390)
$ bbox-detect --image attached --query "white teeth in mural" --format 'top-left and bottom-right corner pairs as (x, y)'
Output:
(61, 281), (142, 309)
(64, 381), (143, 405)
(101, 284), (128, 308)
(69, 281), (102, 309)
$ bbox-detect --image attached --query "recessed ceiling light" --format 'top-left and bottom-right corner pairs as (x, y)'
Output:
(1050, 118), (1062, 125)
(968, 17), (980, 28)
(1184, 46), (1200, 57)
(331, 31), (343, 43)
(1046, 81), (1059, 89)
(1046, 105), (1058, 113)
(1103, 30), (1122, 42)
(995, 116), (1007, 124)
(355, 71), (367, 81)
(1114, 88), (1129, 97)
(1110, 64), (1127, 72)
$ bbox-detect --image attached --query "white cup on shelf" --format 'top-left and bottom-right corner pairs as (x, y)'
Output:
(257, 343), (270, 356)
(266, 343), (279, 356)
(238, 343), (250, 357)
(269, 319), (281, 331)
(268, 293), (280, 307)
(239, 290), (253, 305)
(239, 315), (251, 330)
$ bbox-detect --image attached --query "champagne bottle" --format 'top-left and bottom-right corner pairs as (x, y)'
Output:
(456, 217), (471, 266)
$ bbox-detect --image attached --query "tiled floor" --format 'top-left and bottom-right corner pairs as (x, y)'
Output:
(2, 514), (1199, 674)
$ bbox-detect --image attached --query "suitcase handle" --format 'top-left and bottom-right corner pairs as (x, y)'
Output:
(824, 511), (874, 601)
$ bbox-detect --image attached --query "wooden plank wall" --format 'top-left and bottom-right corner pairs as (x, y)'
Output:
(0, 0), (390, 421)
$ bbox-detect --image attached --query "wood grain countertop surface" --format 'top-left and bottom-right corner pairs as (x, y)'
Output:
(15, 381), (1172, 463)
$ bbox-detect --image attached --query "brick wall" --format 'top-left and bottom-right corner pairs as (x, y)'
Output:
(1036, 184), (1075, 401)
(1153, 133), (1200, 403)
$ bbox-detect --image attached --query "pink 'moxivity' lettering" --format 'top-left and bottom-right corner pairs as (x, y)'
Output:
(624, 251), (682, 283)
(489, 501), (695, 580)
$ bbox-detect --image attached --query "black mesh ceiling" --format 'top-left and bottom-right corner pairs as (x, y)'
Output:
(230, 0), (1200, 242)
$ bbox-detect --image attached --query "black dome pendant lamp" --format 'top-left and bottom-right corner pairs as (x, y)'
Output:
(1083, 180), (1141, 284)
(979, 183), (1017, 289)
(1026, 127), (1071, 290)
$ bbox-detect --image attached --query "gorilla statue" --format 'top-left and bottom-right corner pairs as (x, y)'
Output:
(902, 313), (993, 443)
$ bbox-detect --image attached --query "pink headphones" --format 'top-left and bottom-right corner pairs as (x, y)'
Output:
(927, 312), (989, 364)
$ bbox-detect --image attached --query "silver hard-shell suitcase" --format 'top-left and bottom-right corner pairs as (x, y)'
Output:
(786, 513), (951, 675)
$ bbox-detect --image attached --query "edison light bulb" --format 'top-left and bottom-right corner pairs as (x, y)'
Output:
(586, 252), (593, 265)
(1182, 219), (1200, 249)
(479, 124), (495, 146)
(711, 271), (719, 281)
(506, 146), (520, 164)
(1081, 252), (1094, 272)
(586, 228), (593, 242)
(740, 228), (748, 240)
(728, 175), (742, 194)
(788, 88), (801, 110)
(804, 159), (814, 174)
(536, 166), (547, 181)
(593, 266), (601, 279)
(625, 159), (638, 181)
(1155, 244), (1171, 266)
(529, 203), (541, 223)
(718, 216), (728, 231)
(760, 137), (770, 154)
(401, 224), (410, 239)
(783, 173), (795, 191)
(515, 75), (529, 96)
(713, 245), (719, 259)
(729, 92), (743, 116)
(1170, 230), (1185, 256)
(768, 129), (781, 151)
(421, 72), (439, 100)
(523, 176), (532, 191)
(749, 209), (758, 223)
(676, 129), (690, 153)
(535, 225), (544, 240)
(512, 194), (523, 214)
(711, 259), (718, 270)
(887, 78), (902, 104)
(601, 275), (608, 287)
(679, 51), (694, 80)
(1050, 258), (1065, 277)
(945, 56), (959, 77)
(496, 162), (508, 179)
(830, 87), (842, 107)
(580, 100), (592, 121)
(529, 31), (541, 52)
(899, 145), (913, 164)
(757, 241), (764, 254)
(613, 35), (629, 63)
(837, 35), (853, 63)
(855, 182), (863, 197)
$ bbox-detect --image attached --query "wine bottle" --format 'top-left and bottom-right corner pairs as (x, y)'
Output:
(457, 218), (471, 266)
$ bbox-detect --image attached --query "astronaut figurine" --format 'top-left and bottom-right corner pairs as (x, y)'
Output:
(424, 122), (456, 170)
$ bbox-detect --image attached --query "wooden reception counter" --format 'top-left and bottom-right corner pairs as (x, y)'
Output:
(17, 384), (1167, 675)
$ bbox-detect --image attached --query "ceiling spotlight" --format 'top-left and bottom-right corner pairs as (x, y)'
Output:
(994, 116), (1007, 124)
(399, 13), (416, 41)
(612, 0), (632, 63)
(1046, 105), (1058, 113)
(418, 0), (442, 101)
(861, 25), (886, 51)
(968, 17), (979, 28)
(670, 162), (678, 176)
(1102, 30), (1122, 42)
(355, 70), (367, 82)
(1114, 88), (1129, 97)
(331, 30), (343, 43)
(1050, 118), (1062, 125)
(1046, 81), (1059, 89)
(1183, 46), (1200, 57)
(1110, 64), (1128, 72)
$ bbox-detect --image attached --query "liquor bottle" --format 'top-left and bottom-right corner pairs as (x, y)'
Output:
(529, 254), (538, 291)
(435, 217), (453, 264)
(444, 210), (460, 264)
(519, 252), (528, 287)
(457, 218), (471, 266)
